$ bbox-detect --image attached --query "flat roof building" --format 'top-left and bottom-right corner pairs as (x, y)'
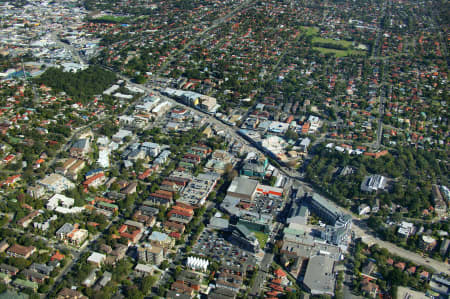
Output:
(87, 252), (106, 267)
(361, 174), (387, 192)
(230, 224), (260, 253)
(302, 255), (335, 296)
(38, 173), (75, 193)
(227, 177), (259, 201)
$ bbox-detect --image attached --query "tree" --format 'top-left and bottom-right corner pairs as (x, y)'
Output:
(158, 286), (167, 297)
(285, 129), (299, 141)
(141, 275), (157, 294)
(174, 265), (182, 278)
(135, 74), (146, 84)
(160, 260), (169, 270)
(125, 286), (143, 299)
(269, 176), (277, 186)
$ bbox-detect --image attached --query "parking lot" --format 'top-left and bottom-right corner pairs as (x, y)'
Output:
(192, 229), (257, 270)
(250, 194), (285, 217)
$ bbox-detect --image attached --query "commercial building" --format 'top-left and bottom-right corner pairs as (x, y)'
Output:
(178, 172), (219, 206)
(420, 235), (437, 251)
(208, 216), (230, 231)
(304, 193), (351, 228)
(198, 95), (218, 112)
(281, 230), (342, 267)
(302, 255), (335, 296)
(241, 152), (268, 177)
(256, 184), (284, 198)
(230, 224), (260, 253)
(321, 225), (348, 247)
(227, 177), (259, 202)
(287, 202), (309, 226)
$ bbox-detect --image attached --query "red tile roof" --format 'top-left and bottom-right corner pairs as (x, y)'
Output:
(274, 268), (286, 278)
(51, 251), (65, 261)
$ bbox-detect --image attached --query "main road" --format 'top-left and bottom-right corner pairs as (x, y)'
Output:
(122, 78), (450, 275)
(353, 222), (449, 275)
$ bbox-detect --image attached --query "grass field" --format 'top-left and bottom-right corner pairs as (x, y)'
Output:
(253, 231), (269, 249)
(301, 26), (367, 57)
(301, 26), (319, 36)
(93, 15), (129, 23)
(312, 37), (354, 48)
(313, 47), (366, 57)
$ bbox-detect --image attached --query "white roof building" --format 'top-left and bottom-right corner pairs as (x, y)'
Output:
(87, 252), (106, 266)
(38, 173), (75, 193)
(118, 115), (135, 125)
(97, 136), (109, 147)
(113, 92), (133, 99)
(47, 194), (74, 210)
(268, 121), (290, 134)
(142, 142), (160, 157)
(361, 175), (387, 192)
(112, 129), (133, 143)
(187, 256), (209, 272)
(398, 221), (414, 238)
(125, 85), (144, 93)
(97, 149), (110, 168)
(103, 84), (120, 96)
(47, 194), (84, 214)
(152, 101), (172, 116)
(261, 135), (288, 156)
(307, 115), (321, 133)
